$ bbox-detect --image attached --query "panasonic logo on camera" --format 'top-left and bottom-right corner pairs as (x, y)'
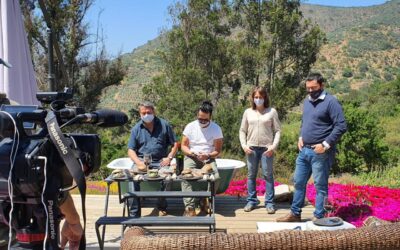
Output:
(49, 122), (68, 155)
(48, 200), (56, 240)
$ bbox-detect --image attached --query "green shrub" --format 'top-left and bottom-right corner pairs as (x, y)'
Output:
(358, 61), (369, 73)
(342, 68), (353, 78)
(335, 102), (390, 174)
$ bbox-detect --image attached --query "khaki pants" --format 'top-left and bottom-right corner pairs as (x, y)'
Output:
(181, 156), (220, 209)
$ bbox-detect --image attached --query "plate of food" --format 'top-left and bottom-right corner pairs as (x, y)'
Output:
(144, 169), (164, 181)
(201, 163), (214, 174)
(144, 174), (164, 181)
(180, 169), (202, 180)
(111, 169), (126, 180)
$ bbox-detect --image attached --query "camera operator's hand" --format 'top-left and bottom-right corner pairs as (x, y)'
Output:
(60, 221), (83, 250)
(59, 193), (83, 250)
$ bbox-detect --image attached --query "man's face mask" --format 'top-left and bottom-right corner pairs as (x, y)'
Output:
(141, 114), (154, 123)
(198, 118), (210, 128)
(308, 89), (323, 100)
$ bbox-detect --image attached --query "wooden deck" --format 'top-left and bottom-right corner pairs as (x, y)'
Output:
(72, 195), (315, 248)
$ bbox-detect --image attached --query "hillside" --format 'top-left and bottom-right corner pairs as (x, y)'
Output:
(302, 0), (400, 92)
(98, 0), (400, 111)
(99, 36), (166, 111)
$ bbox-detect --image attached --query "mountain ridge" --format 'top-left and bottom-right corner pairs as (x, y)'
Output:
(99, 0), (400, 111)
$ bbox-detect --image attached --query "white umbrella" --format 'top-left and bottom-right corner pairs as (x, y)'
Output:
(0, 0), (38, 105)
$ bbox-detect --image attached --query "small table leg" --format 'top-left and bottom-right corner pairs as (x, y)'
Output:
(99, 181), (111, 249)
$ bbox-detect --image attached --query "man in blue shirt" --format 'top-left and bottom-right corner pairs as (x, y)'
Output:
(128, 101), (178, 217)
(277, 73), (347, 222)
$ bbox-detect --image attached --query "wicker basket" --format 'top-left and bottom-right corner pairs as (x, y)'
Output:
(121, 222), (400, 250)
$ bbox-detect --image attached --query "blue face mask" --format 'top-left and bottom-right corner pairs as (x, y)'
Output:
(254, 98), (264, 107)
(141, 114), (154, 123)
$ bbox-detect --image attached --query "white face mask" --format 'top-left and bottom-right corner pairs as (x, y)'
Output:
(141, 114), (154, 123)
(254, 98), (264, 107)
(198, 120), (210, 128)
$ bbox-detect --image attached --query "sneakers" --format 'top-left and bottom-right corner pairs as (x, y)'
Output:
(244, 201), (260, 212)
(184, 207), (196, 217)
(266, 206), (276, 214)
(276, 212), (301, 222)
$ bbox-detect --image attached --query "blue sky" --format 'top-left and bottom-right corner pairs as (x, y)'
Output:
(85, 0), (387, 56)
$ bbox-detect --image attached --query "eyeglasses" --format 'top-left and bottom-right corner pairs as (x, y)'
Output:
(198, 118), (210, 124)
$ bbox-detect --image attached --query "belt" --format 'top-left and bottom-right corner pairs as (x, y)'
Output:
(303, 144), (314, 148)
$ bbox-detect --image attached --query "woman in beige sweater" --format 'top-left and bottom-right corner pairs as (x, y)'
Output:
(239, 86), (281, 213)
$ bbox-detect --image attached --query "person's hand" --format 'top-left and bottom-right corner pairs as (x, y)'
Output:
(60, 221), (83, 250)
(312, 143), (326, 154)
(297, 137), (304, 151)
(244, 146), (253, 155)
(196, 152), (209, 162)
(136, 162), (147, 171)
(160, 157), (171, 167)
(263, 148), (274, 157)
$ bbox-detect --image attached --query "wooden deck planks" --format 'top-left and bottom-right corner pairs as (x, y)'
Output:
(72, 194), (315, 246)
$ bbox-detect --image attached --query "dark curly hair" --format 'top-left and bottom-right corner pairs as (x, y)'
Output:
(198, 101), (213, 115)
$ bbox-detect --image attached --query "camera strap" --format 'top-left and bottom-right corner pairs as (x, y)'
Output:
(45, 111), (86, 249)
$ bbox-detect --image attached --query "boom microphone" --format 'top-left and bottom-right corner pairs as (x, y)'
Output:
(79, 109), (128, 127)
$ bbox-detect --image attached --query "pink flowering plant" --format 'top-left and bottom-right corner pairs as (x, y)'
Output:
(223, 178), (281, 197)
(224, 179), (400, 227)
(307, 183), (400, 227)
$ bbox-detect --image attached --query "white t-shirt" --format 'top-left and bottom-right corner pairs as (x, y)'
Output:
(183, 120), (223, 154)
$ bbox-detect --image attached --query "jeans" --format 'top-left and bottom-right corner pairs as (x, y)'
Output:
(246, 147), (274, 208)
(291, 147), (333, 218)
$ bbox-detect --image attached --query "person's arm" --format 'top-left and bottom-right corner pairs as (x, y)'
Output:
(239, 109), (249, 151)
(181, 135), (193, 156)
(314, 98), (347, 154)
(298, 101), (305, 151)
(210, 138), (223, 158)
(324, 98), (347, 146)
(264, 109), (281, 157)
(128, 148), (145, 168)
(197, 138), (223, 162)
(59, 193), (82, 250)
(160, 124), (179, 166)
(160, 142), (178, 167)
(127, 128), (145, 168)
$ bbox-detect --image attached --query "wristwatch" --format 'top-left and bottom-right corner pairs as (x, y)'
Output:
(168, 156), (173, 160)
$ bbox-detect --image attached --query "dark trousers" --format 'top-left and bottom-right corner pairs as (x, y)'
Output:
(129, 181), (171, 217)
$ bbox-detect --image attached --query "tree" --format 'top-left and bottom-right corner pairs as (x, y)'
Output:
(231, 0), (326, 117)
(143, 0), (236, 129)
(20, 0), (126, 110)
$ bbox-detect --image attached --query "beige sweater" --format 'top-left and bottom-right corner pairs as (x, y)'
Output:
(239, 107), (281, 151)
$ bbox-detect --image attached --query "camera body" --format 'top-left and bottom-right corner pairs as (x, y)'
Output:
(0, 88), (125, 249)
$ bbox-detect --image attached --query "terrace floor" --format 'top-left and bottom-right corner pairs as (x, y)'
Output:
(72, 194), (315, 248)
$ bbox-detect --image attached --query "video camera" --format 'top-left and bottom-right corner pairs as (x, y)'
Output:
(0, 88), (128, 249)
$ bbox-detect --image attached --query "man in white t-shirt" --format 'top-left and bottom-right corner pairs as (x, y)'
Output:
(180, 101), (223, 216)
